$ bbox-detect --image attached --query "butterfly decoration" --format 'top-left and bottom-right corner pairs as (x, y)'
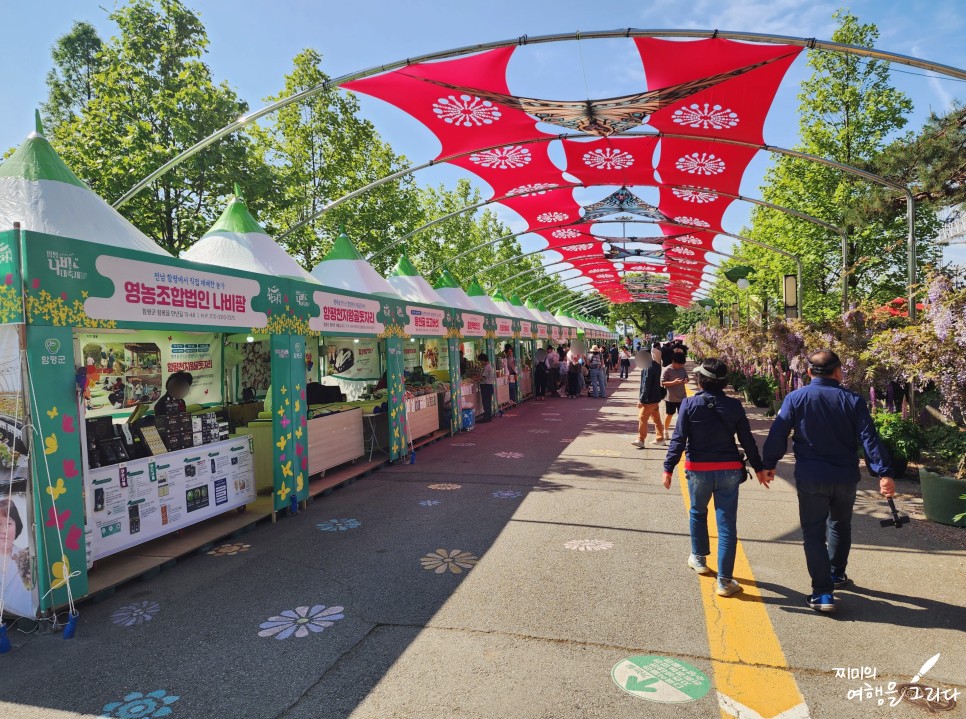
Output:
(51, 555), (71, 590)
(411, 54), (793, 137)
(275, 436), (288, 452)
(46, 478), (66, 500)
(44, 433), (58, 455)
(45, 507), (70, 528)
(46, 407), (59, 419)
(582, 187), (667, 222)
(276, 481), (290, 502)
(280, 461), (293, 478)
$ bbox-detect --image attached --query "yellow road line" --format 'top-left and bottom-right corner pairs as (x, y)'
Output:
(675, 385), (810, 719)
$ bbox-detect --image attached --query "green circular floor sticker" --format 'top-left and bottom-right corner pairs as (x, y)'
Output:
(612, 655), (710, 703)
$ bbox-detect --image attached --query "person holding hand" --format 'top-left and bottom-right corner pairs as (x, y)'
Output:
(762, 349), (894, 614)
(662, 358), (770, 598)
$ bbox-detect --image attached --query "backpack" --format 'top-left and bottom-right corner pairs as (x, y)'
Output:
(588, 352), (601, 369)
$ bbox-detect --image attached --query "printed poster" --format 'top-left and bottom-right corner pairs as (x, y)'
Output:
(326, 338), (380, 381)
(77, 330), (223, 418)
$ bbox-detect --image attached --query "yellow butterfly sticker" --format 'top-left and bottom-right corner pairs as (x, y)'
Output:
(296, 473), (304, 492)
(280, 386), (287, 395)
(277, 407), (285, 417)
(46, 407), (59, 419)
(281, 461), (293, 478)
(295, 384), (301, 392)
(276, 481), (290, 502)
(294, 400), (300, 413)
(284, 398), (290, 407)
(46, 478), (66, 500)
(51, 555), (71, 590)
(44, 433), (58, 455)
(275, 435), (287, 452)
(295, 427), (303, 440)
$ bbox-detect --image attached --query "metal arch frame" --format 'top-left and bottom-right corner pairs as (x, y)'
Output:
(110, 31), (948, 317)
(270, 130), (909, 316)
(444, 217), (803, 316)
(370, 180), (845, 300)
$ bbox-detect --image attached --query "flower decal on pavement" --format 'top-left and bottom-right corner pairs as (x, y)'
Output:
(101, 690), (179, 718)
(258, 604), (345, 639)
(494, 451), (524, 459)
(451, 442), (476, 447)
(316, 519), (362, 532)
(590, 449), (620, 457)
(420, 549), (479, 574)
(528, 429), (549, 434)
(428, 483), (462, 490)
(418, 499), (442, 507)
(564, 539), (614, 552)
(492, 490), (524, 499)
(110, 601), (160, 627)
(433, 94), (502, 127)
(207, 542), (251, 556)
(544, 418), (562, 422)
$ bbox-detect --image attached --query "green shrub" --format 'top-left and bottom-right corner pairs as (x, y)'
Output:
(922, 423), (966, 476)
(873, 412), (924, 461)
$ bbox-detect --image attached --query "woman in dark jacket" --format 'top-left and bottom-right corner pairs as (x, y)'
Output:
(661, 358), (771, 598)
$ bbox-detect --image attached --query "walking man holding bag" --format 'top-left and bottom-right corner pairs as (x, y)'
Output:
(762, 349), (895, 614)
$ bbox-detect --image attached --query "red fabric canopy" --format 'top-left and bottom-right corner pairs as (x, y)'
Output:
(636, 38), (801, 145)
(448, 141), (566, 198)
(655, 137), (758, 196)
(560, 137), (658, 186)
(342, 48), (552, 159)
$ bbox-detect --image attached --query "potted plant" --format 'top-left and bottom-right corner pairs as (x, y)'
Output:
(919, 423), (966, 527)
(870, 412), (923, 479)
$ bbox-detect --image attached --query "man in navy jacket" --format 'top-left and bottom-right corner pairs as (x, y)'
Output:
(762, 349), (895, 614)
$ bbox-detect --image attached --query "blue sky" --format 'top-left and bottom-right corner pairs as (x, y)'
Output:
(2, 0), (965, 279)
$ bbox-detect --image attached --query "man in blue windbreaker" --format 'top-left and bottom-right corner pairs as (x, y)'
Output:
(762, 349), (895, 614)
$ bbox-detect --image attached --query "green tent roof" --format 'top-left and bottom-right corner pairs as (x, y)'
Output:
(491, 289), (509, 303)
(434, 268), (463, 290)
(525, 298), (539, 309)
(389, 251), (420, 277)
(466, 279), (488, 297)
(0, 131), (87, 188)
(321, 230), (365, 262)
(206, 196), (265, 236)
(509, 294), (524, 306)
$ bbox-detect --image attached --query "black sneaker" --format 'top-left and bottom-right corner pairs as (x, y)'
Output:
(832, 574), (851, 589)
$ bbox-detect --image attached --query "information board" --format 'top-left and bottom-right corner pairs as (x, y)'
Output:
(84, 437), (255, 559)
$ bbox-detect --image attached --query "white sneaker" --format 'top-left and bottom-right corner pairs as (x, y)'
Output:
(716, 579), (743, 597)
(688, 554), (713, 575)
(651, 438), (668, 447)
(631, 440), (646, 449)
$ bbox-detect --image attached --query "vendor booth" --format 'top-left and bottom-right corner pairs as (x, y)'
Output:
(0, 129), (318, 618)
(433, 270), (491, 429)
(467, 283), (517, 410)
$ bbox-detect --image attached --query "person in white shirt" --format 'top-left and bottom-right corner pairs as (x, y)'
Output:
(1, 497), (34, 618)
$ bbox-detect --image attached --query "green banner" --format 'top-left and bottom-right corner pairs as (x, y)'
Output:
(270, 335), (307, 511)
(385, 336), (407, 461)
(26, 324), (88, 611)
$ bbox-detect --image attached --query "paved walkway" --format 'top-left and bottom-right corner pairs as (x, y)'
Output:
(2, 374), (964, 718)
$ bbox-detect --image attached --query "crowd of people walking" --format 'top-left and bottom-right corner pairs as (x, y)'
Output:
(528, 333), (899, 615)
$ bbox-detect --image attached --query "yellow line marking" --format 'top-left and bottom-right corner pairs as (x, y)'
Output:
(676, 384), (810, 719)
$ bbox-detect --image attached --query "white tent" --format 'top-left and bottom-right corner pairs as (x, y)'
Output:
(183, 193), (316, 282)
(433, 270), (477, 311)
(465, 280), (504, 316)
(0, 122), (169, 256)
(386, 252), (447, 305)
(310, 231), (399, 298)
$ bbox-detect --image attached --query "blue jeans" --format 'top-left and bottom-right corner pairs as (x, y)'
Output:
(796, 480), (857, 595)
(589, 368), (606, 397)
(686, 469), (743, 580)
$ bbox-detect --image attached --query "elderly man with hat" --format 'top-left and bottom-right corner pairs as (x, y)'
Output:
(762, 349), (895, 614)
(587, 344), (607, 399)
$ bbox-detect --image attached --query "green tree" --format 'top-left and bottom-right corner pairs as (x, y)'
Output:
(251, 48), (421, 272)
(720, 10), (939, 319)
(46, 0), (273, 254)
(609, 301), (677, 337)
(42, 21), (104, 133)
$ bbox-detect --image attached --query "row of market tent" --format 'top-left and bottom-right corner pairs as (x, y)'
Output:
(0, 121), (615, 626)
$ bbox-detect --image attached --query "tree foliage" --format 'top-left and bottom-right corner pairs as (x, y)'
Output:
(716, 10), (940, 321)
(42, 21), (103, 131)
(251, 49), (421, 272)
(44, 0), (274, 254)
